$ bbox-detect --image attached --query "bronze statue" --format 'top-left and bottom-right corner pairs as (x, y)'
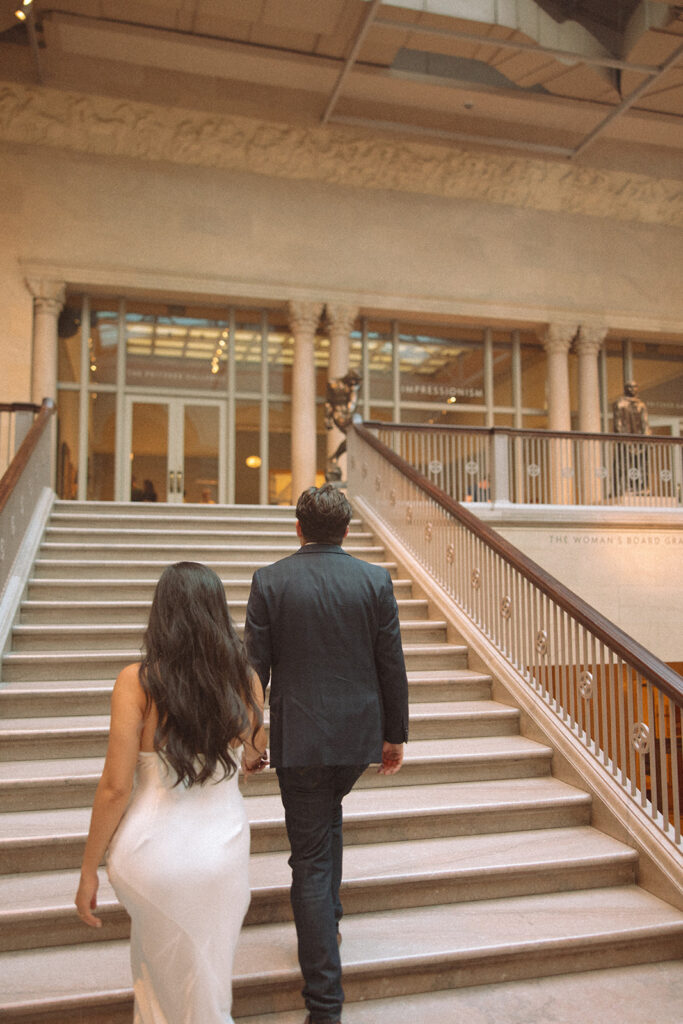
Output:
(612, 381), (650, 496)
(324, 369), (362, 483)
(612, 380), (650, 436)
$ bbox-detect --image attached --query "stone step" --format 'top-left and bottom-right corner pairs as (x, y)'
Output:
(0, 700), (518, 765)
(233, 962), (683, 1024)
(18, 596), (432, 626)
(22, 576), (416, 603)
(0, 669), (492, 719)
(0, 770), (581, 874)
(44, 527), (375, 545)
(2, 887), (681, 1021)
(30, 558), (400, 580)
(37, 541), (387, 563)
(51, 501), (298, 520)
(0, 731), (553, 813)
(0, 827), (639, 953)
(9, 618), (449, 653)
(1, 642), (467, 682)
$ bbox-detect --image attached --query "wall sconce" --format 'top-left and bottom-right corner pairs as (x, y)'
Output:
(245, 455), (261, 469)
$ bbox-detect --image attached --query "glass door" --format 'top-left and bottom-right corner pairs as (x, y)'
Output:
(124, 398), (224, 504)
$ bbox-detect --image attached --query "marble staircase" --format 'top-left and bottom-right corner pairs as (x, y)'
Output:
(1, 501), (682, 1023)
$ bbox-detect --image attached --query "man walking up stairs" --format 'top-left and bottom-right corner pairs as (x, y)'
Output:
(0, 501), (682, 1022)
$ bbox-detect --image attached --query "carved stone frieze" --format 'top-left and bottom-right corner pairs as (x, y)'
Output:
(1, 82), (682, 228)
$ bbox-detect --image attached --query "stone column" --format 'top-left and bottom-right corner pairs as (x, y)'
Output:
(542, 322), (577, 504)
(576, 323), (608, 504)
(576, 323), (606, 434)
(542, 322), (576, 431)
(289, 300), (324, 504)
(26, 278), (65, 404)
(325, 303), (358, 464)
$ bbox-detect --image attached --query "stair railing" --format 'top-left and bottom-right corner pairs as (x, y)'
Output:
(0, 399), (55, 603)
(349, 422), (683, 852)
(0, 402), (42, 481)
(368, 421), (683, 508)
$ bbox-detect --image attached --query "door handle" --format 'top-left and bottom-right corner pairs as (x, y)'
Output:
(169, 470), (176, 493)
(176, 470), (183, 495)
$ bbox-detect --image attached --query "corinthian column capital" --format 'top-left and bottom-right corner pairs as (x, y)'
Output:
(26, 278), (66, 316)
(326, 303), (358, 338)
(576, 322), (608, 356)
(288, 300), (324, 337)
(541, 321), (578, 355)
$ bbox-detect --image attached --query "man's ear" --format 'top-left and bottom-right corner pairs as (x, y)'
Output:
(296, 520), (304, 541)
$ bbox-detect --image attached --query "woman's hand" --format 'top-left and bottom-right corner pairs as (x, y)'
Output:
(75, 870), (102, 928)
(242, 751), (269, 777)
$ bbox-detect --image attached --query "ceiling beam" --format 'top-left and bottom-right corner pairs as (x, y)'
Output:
(373, 15), (661, 76)
(571, 37), (683, 157)
(321, 0), (382, 124)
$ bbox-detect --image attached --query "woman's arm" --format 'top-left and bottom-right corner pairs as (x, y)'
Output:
(242, 670), (269, 775)
(75, 663), (146, 927)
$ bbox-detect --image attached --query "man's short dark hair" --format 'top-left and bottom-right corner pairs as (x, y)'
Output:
(296, 485), (352, 544)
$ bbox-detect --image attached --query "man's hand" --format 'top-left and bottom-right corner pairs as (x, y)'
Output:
(378, 741), (404, 775)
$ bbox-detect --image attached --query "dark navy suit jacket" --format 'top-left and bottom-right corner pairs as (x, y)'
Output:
(244, 542), (409, 768)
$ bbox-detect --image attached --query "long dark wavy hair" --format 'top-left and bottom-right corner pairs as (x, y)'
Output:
(139, 562), (261, 787)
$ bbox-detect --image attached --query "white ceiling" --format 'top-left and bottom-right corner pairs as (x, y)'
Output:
(1, 1), (682, 165)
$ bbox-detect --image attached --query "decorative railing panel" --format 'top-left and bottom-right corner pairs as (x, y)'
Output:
(349, 423), (683, 851)
(0, 400), (55, 600)
(370, 422), (683, 507)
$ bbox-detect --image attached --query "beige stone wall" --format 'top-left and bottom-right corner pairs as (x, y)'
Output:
(1, 80), (683, 400)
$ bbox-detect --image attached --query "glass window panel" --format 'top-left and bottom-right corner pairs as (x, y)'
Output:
(184, 404), (219, 504)
(56, 390), (79, 499)
(400, 406), (476, 426)
(131, 401), (168, 503)
(235, 399), (261, 505)
(520, 340), (547, 417)
(125, 305), (229, 392)
(366, 325), (393, 403)
(88, 306), (119, 385)
(398, 333), (485, 409)
(568, 350), (579, 429)
(235, 310), (264, 393)
(630, 341), (683, 422)
(87, 392), (116, 501)
(369, 405), (393, 422)
(269, 400), (291, 505)
(267, 327), (293, 396)
(492, 345), (513, 407)
(57, 305), (82, 383)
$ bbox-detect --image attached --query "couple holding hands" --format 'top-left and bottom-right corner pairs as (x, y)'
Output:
(75, 484), (409, 1024)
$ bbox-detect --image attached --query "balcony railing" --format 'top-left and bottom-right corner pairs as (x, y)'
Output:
(368, 422), (683, 507)
(349, 423), (683, 853)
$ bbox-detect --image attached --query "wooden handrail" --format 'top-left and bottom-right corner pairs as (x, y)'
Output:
(0, 398), (55, 515)
(364, 420), (683, 446)
(353, 422), (683, 703)
(0, 402), (42, 414)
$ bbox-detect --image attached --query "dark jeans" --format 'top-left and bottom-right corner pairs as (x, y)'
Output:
(276, 764), (367, 1024)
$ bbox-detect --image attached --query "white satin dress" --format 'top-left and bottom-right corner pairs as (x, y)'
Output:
(107, 749), (250, 1024)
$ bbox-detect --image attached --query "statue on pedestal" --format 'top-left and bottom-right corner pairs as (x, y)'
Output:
(324, 369), (362, 484)
(612, 381), (650, 496)
(612, 380), (650, 436)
